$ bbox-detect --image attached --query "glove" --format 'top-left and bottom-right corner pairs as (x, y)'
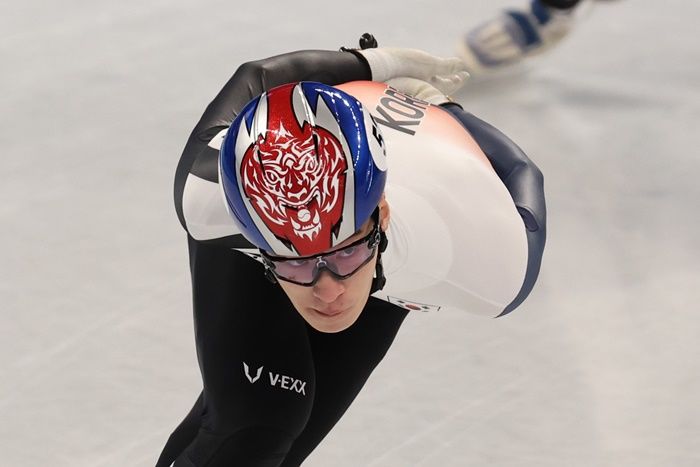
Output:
(426, 69), (470, 97)
(359, 47), (469, 91)
(385, 77), (454, 106)
(458, 0), (578, 75)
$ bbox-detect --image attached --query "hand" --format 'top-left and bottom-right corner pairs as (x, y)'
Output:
(359, 47), (469, 87)
(427, 70), (470, 97)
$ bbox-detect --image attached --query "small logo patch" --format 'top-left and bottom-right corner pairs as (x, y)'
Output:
(387, 296), (441, 312)
(243, 362), (263, 383)
(242, 361), (307, 396)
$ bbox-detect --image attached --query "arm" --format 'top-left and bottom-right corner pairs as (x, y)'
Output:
(190, 50), (371, 138)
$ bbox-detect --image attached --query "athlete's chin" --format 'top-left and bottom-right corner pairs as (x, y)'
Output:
(304, 306), (363, 333)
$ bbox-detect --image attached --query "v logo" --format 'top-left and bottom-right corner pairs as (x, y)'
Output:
(243, 362), (263, 384)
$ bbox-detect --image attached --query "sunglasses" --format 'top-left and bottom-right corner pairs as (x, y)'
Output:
(261, 216), (381, 287)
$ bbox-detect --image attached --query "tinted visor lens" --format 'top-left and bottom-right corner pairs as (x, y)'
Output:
(267, 228), (379, 285)
(270, 240), (376, 285)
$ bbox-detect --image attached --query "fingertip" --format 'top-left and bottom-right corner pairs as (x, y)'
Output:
(446, 56), (470, 72)
(457, 70), (471, 80)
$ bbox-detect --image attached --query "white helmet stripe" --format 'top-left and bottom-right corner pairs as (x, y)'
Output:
(292, 83), (314, 129)
(251, 92), (268, 141)
(312, 91), (356, 245)
(233, 94), (296, 255)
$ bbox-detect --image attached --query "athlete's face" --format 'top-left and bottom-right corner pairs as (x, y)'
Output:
(277, 198), (390, 333)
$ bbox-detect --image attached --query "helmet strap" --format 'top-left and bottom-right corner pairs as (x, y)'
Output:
(261, 224), (388, 292)
(264, 266), (278, 284)
(370, 230), (388, 294)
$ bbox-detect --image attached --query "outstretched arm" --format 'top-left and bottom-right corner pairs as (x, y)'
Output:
(191, 51), (371, 138)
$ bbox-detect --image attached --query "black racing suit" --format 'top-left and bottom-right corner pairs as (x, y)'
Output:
(157, 49), (545, 467)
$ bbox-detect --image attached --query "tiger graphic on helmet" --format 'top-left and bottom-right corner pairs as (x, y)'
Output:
(220, 82), (387, 257)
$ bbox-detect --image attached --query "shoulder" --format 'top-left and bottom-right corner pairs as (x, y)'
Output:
(339, 82), (530, 318)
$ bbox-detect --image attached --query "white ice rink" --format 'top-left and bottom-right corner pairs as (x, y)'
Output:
(2, 1), (699, 465)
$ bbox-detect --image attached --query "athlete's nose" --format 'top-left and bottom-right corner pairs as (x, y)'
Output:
(312, 270), (345, 303)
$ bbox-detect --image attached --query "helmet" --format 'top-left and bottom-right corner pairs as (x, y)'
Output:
(219, 81), (387, 257)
